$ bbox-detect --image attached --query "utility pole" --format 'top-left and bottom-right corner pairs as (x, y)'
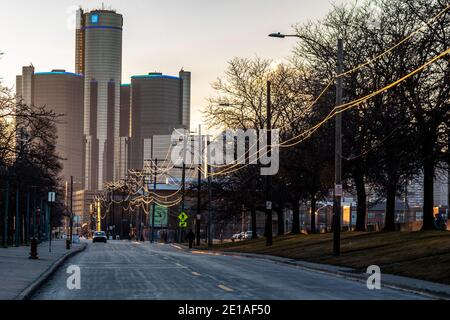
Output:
(68, 175), (73, 249)
(111, 186), (114, 239)
(197, 125), (202, 246)
(207, 134), (213, 247)
(333, 39), (344, 256)
(265, 80), (273, 246)
(151, 159), (157, 243)
(181, 162), (186, 224)
(15, 188), (19, 246)
(196, 164), (201, 246)
(25, 191), (30, 245)
(3, 180), (9, 247)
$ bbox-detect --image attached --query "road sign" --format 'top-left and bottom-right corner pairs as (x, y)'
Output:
(48, 191), (56, 203)
(178, 212), (188, 222)
(334, 184), (343, 197)
(179, 221), (187, 228)
(154, 205), (168, 227)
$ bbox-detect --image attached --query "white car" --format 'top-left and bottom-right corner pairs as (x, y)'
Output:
(243, 231), (253, 239)
(231, 233), (241, 241)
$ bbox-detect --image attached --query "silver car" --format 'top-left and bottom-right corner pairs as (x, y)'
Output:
(93, 231), (107, 243)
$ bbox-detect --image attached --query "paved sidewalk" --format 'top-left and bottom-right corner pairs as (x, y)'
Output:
(0, 240), (87, 300)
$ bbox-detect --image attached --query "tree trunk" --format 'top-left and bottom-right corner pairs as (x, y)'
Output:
(422, 150), (435, 230)
(276, 206), (285, 236)
(291, 200), (300, 234)
(250, 204), (258, 239)
(310, 195), (316, 234)
(384, 179), (397, 231)
(354, 172), (367, 231)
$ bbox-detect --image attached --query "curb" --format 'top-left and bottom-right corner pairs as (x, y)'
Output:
(14, 243), (88, 300)
(219, 251), (450, 300)
(172, 243), (450, 300)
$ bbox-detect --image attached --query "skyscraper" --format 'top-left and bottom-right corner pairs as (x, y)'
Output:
(76, 8), (123, 190)
(128, 72), (190, 172)
(179, 69), (191, 130)
(119, 84), (131, 180)
(16, 67), (84, 189)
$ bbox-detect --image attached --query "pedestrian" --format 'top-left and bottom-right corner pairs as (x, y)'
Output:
(186, 229), (195, 249)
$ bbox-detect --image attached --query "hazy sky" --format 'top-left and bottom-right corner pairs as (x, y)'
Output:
(0, 0), (352, 128)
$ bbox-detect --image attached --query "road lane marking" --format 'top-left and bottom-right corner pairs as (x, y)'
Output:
(191, 272), (201, 276)
(218, 284), (234, 292)
(175, 263), (183, 267)
(171, 244), (183, 250)
(191, 250), (220, 255)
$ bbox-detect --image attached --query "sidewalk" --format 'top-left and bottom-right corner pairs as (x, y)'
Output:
(172, 243), (450, 300)
(0, 240), (87, 300)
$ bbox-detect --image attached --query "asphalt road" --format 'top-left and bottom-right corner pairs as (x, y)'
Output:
(32, 241), (427, 300)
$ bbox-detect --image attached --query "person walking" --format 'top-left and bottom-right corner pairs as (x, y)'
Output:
(186, 229), (195, 249)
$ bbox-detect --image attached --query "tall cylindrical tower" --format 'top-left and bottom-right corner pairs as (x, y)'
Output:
(83, 9), (123, 190)
(129, 73), (184, 171)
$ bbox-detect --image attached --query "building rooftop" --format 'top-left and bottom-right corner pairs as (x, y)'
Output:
(131, 73), (180, 80)
(34, 70), (82, 77)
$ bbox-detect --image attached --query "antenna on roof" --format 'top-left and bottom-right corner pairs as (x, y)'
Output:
(102, 2), (104, 10)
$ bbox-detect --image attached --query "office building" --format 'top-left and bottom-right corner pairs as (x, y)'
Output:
(119, 84), (131, 179)
(16, 66), (84, 189)
(76, 8), (123, 190)
(128, 71), (190, 172)
(179, 69), (191, 129)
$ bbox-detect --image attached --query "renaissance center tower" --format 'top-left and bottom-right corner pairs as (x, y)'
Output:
(76, 8), (123, 190)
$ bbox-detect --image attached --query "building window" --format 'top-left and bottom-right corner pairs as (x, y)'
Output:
(415, 212), (423, 221)
(91, 14), (99, 24)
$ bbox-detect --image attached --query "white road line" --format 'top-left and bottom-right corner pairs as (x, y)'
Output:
(191, 272), (201, 276)
(218, 284), (234, 292)
(175, 263), (183, 267)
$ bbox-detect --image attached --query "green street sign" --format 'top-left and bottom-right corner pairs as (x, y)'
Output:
(178, 212), (188, 222)
(179, 221), (187, 228)
(154, 205), (168, 227)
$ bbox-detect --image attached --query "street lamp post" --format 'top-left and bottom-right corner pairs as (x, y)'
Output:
(48, 191), (56, 252)
(269, 32), (344, 255)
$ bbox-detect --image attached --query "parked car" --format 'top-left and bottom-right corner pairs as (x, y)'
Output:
(230, 233), (241, 242)
(243, 231), (253, 239)
(93, 231), (107, 243)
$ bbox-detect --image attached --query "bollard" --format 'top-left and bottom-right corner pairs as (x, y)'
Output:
(29, 238), (38, 259)
(66, 239), (71, 250)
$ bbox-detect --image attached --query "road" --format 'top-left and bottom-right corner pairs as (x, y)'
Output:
(32, 241), (427, 300)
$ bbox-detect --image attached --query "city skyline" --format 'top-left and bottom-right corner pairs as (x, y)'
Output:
(0, 0), (352, 129)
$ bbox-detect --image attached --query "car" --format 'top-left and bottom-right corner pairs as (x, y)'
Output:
(244, 231), (253, 239)
(93, 231), (107, 243)
(230, 233), (241, 241)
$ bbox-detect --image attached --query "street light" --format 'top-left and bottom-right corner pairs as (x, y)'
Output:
(268, 32), (299, 38)
(269, 31), (344, 255)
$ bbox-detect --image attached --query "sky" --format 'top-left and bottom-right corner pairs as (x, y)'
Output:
(0, 0), (352, 129)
